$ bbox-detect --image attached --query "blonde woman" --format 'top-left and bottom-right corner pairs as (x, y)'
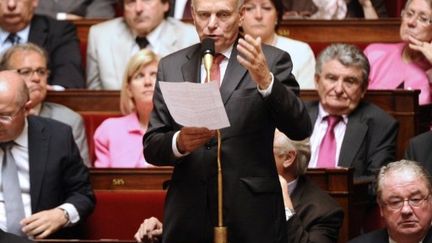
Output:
(94, 49), (158, 167)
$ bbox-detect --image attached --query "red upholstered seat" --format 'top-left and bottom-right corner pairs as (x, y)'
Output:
(83, 190), (166, 240)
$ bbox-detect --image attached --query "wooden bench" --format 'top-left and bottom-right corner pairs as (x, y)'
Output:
(88, 167), (371, 242)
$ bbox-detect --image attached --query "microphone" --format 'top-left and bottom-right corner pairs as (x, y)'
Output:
(201, 38), (215, 82)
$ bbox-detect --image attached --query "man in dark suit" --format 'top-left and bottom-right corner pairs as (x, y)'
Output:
(0, 0), (84, 89)
(405, 131), (432, 173)
(349, 160), (432, 243)
(136, 130), (343, 243)
(0, 71), (94, 239)
(143, 0), (311, 242)
(306, 43), (398, 179)
(0, 229), (32, 243)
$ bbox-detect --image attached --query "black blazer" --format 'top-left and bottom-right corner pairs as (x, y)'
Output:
(144, 40), (312, 243)
(287, 176), (344, 243)
(27, 116), (95, 238)
(29, 15), (84, 88)
(349, 228), (432, 242)
(405, 131), (432, 173)
(306, 101), (398, 179)
(0, 229), (33, 243)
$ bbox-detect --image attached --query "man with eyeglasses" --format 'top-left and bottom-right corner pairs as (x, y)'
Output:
(0, 43), (90, 167)
(306, 43), (398, 181)
(0, 70), (94, 239)
(0, 0), (84, 89)
(349, 160), (432, 243)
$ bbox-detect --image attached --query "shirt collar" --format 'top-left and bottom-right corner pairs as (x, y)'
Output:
(0, 25), (30, 45)
(145, 19), (166, 48)
(127, 112), (145, 135)
(14, 117), (28, 149)
(317, 103), (348, 124)
(287, 178), (298, 196)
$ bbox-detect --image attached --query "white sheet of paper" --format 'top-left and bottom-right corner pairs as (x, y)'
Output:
(159, 81), (230, 130)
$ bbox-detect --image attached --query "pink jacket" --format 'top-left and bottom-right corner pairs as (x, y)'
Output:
(364, 43), (432, 105)
(93, 113), (154, 168)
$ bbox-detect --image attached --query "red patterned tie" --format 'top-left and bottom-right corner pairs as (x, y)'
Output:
(205, 54), (225, 86)
(317, 115), (341, 168)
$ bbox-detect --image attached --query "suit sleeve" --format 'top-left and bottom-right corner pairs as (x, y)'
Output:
(86, 26), (102, 90)
(47, 20), (85, 88)
(263, 47), (312, 140)
(62, 126), (95, 219)
(70, 113), (90, 167)
(286, 208), (344, 243)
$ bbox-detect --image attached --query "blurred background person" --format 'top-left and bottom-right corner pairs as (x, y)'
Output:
(36, 0), (117, 20)
(241, 0), (316, 89)
(0, 0), (84, 89)
(405, 130), (432, 174)
(93, 49), (157, 168)
(282, 0), (387, 19)
(86, 0), (198, 90)
(0, 43), (90, 166)
(364, 0), (432, 105)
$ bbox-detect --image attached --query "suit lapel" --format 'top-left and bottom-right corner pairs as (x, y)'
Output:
(181, 45), (201, 83)
(220, 44), (247, 105)
(27, 117), (50, 211)
(290, 176), (306, 210)
(338, 109), (368, 167)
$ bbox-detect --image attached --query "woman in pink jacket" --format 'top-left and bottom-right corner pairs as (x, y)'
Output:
(94, 49), (158, 167)
(364, 0), (432, 105)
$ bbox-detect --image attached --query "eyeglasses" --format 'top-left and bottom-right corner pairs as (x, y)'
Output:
(383, 194), (431, 210)
(401, 9), (432, 26)
(0, 105), (24, 124)
(15, 67), (50, 79)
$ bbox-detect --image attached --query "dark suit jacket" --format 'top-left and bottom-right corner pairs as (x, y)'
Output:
(144, 40), (312, 243)
(306, 101), (398, 179)
(29, 15), (84, 88)
(405, 131), (432, 173)
(287, 176), (344, 243)
(0, 229), (33, 243)
(27, 115), (95, 238)
(349, 228), (432, 243)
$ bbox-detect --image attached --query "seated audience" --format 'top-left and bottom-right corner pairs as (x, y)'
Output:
(93, 49), (157, 168)
(0, 71), (95, 239)
(307, 43), (398, 179)
(282, 0), (387, 19)
(86, 0), (199, 90)
(349, 160), (432, 243)
(405, 131), (432, 173)
(0, 0), (84, 89)
(364, 0), (432, 105)
(134, 130), (344, 242)
(241, 0), (316, 89)
(0, 43), (90, 167)
(36, 0), (116, 20)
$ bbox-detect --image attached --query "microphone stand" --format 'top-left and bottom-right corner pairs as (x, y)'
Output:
(203, 53), (227, 243)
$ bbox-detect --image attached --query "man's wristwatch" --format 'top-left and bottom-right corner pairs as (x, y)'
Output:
(60, 208), (70, 225)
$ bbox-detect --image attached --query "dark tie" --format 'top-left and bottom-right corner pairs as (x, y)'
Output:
(1, 141), (25, 236)
(135, 36), (149, 49)
(205, 54), (225, 86)
(6, 33), (20, 45)
(182, 0), (192, 19)
(316, 115), (341, 168)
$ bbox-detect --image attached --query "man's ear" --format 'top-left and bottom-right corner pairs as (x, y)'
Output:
(283, 150), (296, 169)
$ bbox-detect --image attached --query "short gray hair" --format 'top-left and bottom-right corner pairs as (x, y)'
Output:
(0, 43), (48, 70)
(376, 160), (432, 202)
(315, 43), (370, 90)
(274, 130), (311, 176)
(191, 0), (244, 10)
(404, 0), (432, 10)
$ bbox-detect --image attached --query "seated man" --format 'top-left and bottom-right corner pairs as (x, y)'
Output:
(349, 160), (432, 242)
(0, 43), (90, 166)
(0, 0), (84, 89)
(307, 43), (398, 179)
(0, 71), (95, 239)
(134, 130), (344, 243)
(86, 0), (199, 89)
(405, 131), (432, 174)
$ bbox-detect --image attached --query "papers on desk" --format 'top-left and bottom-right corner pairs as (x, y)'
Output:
(159, 81), (230, 130)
